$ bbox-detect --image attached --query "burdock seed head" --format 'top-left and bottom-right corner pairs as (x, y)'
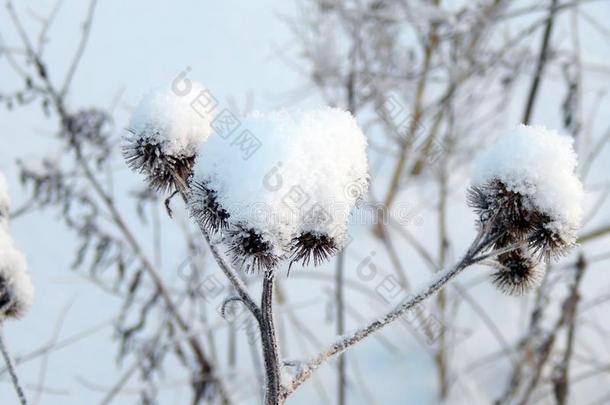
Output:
(527, 213), (576, 261)
(470, 125), (584, 294)
(225, 225), (281, 273)
(289, 232), (338, 267)
(468, 179), (536, 238)
(123, 83), (215, 193)
(491, 250), (545, 296)
(189, 180), (230, 233)
(123, 133), (197, 192)
(191, 107), (369, 272)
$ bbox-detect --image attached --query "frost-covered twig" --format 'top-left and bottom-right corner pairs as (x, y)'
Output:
(259, 269), (281, 405)
(282, 229), (496, 399)
(0, 329), (28, 405)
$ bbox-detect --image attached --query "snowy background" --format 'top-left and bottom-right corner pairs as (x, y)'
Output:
(1, 0), (610, 404)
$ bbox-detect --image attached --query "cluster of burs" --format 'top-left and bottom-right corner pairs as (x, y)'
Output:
(123, 83), (368, 273)
(124, 83), (583, 296)
(468, 125), (583, 295)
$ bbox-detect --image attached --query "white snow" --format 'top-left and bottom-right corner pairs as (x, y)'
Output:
(473, 124), (584, 237)
(192, 106), (368, 250)
(0, 229), (33, 320)
(128, 82), (216, 157)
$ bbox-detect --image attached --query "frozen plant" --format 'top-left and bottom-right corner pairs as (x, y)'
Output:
(123, 77), (583, 404)
(0, 210), (33, 324)
(123, 83), (216, 192)
(190, 107), (368, 272)
(280, 125), (585, 401)
(0, 231), (33, 321)
(124, 98), (369, 404)
(0, 171), (34, 405)
(468, 124), (584, 294)
(0, 173), (33, 319)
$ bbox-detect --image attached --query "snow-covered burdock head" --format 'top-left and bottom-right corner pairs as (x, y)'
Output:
(0, 173), (33, 320)
(123, 83), (215, 192)
(469, 124), (583, 295)
(190, 107), (368, 272)
(0, 231), (33, 320)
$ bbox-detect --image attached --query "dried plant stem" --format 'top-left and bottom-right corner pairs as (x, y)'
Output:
(260, 270), (282, 405)
(282, 261), (471, 398)
(0, 328), (28, 405)
(176, 176), (282, 404)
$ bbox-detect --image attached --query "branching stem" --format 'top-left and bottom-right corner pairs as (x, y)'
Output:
(281, 229), (506, 399)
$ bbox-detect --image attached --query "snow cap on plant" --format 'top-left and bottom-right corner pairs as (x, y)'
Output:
(123, 83), (216, 192)
(469, 124), (583, 294)
(0, 173), (33, 320)
(0, 231), (33, 320)
(190, 107), (368, 272)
